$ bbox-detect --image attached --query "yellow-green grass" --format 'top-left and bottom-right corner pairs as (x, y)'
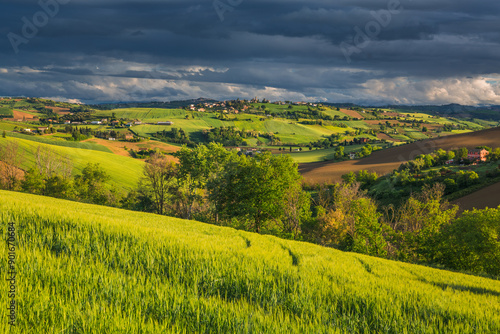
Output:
(0, 137), (143, 191)
(340, 120), (371, 129)
(96, 108), (187, 121)
(7, 132), (112, 153)
(0, 191), (499, 333)
(0, 107), (13, 116)
(402, 113), (457, 125)
(0, 121), (20, 131)
(0, 121), (36, 131)
(450, 129), (474, 134)
(403, 128), (430, 140)
(288, 148), (339, 163)
(457, 120), (485, 130)
(134, 119), (338, 145)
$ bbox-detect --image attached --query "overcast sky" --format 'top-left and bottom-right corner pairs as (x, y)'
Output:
(1, 0), (500, 105)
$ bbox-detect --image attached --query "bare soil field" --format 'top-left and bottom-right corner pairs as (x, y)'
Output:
(452, 181), (500, 212)
(83, 138), (179, 161)
(12, 110), (38, 120)
(46, 106), (70, 115)
(340, 109), (364, 119)
(377, 133), (394, 141)
(300, 127), (500, 184)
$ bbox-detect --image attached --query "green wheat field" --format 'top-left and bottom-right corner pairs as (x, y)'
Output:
(1, 190), (499, 333)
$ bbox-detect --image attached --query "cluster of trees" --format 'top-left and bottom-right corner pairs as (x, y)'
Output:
(202, 126), (259, 146)
(309, 134), (342, 149)
(154, 128), (194, 146)
(0, 142), (117, 205)
(130, 144), (499, 276)
(126, 144), (308, 238)
(310, 181), (500, 276)
(2, 140), (499, 277)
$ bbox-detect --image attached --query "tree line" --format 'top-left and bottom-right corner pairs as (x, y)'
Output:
(1, 140), (499, 277)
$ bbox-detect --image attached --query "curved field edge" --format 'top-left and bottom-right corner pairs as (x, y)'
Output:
(0, 191), (499, 333)
(452, 180), (500, 212)
(300, 126), (500, 184)
(0, 137), (144, 191)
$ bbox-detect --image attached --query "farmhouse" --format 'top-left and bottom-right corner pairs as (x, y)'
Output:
(350, 152), (357, 160)
(358, 137), (370, 144)
(157, 121), (174, 125)
(91, 121), (102, 125)
(468, 149), (489, 162)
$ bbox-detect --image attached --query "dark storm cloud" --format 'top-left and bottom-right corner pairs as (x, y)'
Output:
(0, 0), (500, 104)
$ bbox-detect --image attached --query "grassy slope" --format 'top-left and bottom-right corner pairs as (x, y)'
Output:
(0, 137), (143, 191)
(0, 106), (13, 117)
(7, 132), (113, 153)
(0, 191), (499, 333)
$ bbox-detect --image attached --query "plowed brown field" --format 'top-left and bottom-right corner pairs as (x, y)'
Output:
(13, 110), (38, 120)
(340, 109), (364, 119)
(452, 181), (500, 212)
(83, 138), (179, 161)
(300, 127), (500, 184)
(46, 106), (70, 115)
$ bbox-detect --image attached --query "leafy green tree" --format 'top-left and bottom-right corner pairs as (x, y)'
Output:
(208, 152), (302, 233)
(21, 168), (45, 195)
(388, 184), (458, 263)
(341, 171), (356, 185)
(75, 163), (111, 205)
(455, 147), (468, 162)
(317, 183), (387, 257)
(280, 183), (311, 239)
(438, 207), (500, 276)
(175, 143), (233, 220)
(335, 146), (344, 160)
(45, 175), (75, 199)
(360, 143), (373, 157)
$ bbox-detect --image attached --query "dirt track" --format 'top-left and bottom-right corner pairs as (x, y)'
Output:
(300, 127), (500, 184)
(452, 181), (500, 212)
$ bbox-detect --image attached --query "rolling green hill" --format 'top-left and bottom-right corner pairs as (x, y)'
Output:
(1, 190), (499, 333)
(0, 137), (144, 191)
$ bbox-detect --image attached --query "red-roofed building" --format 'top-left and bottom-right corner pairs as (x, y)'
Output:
(468, 149), (489, 162)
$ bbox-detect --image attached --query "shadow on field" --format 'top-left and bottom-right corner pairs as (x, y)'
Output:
(418, 279), (500, 297)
